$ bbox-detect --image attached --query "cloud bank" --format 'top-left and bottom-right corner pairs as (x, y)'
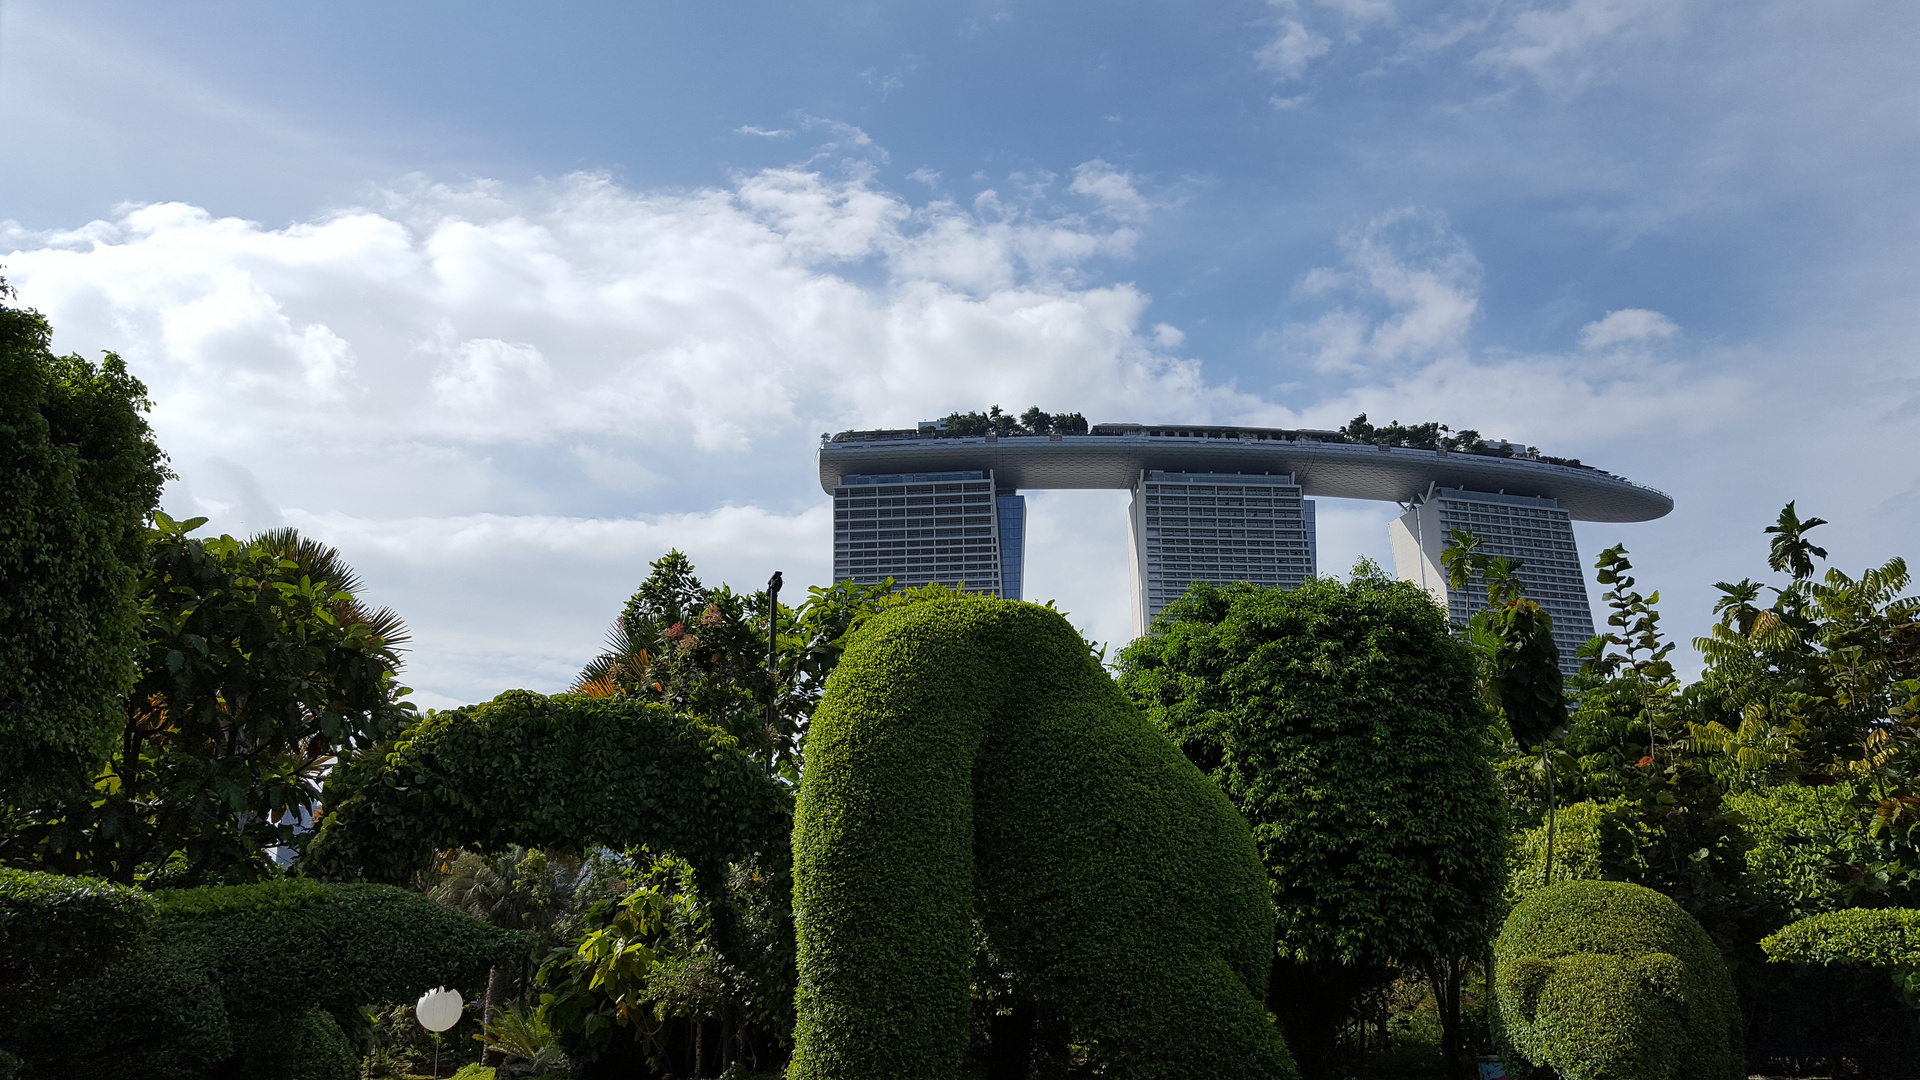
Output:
(4, 144), (1912, 699)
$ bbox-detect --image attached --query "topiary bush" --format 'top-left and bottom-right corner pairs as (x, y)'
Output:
(0, 867), (153, 1031)
(8, 879), (528, 1080)
(1495, 880), (1742, 1080)
(790, 598), (1295, 1080)
(303, 690), (791, 887)
(1761, 907), (1920, 969)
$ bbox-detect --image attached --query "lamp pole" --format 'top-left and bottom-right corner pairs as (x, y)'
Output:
(766, 571), (783, 764)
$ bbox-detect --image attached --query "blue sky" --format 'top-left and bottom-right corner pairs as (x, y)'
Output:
(3, 0), (1915, 705)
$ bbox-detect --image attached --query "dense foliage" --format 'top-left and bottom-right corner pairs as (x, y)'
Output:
(1761, 907), (1920, 970)
(304, 690), (790, 888)
(2, 518), (414, 886)
(7, 879), (527, 1080)
(792, 598), (1293, 1080)
(0, 866), (152, 1031)
(1495, 880), (1742, 1080)
(939, 404), (1090, 437)
(1116, 563), (1506, 1077)
(0, 295), (169, 806)
(1334, 413), (1583, 467)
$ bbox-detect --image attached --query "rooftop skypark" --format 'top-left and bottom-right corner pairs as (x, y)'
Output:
(829, 409), (1589, 471)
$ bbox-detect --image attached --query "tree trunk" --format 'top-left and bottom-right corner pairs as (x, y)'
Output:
(1269, 957), (1390, 1080)
(1430, 957), (1466, 1080)
(1542, 745), (1556, 889)
(480, 965), (507, 1066)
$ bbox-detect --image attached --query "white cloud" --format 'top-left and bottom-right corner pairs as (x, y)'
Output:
(1068, 160), (1153, 223)
(1477, 0), (1682, 88)
(281, 505), (832, 708)
(734, 125), (795, 138)
(1273, 207), (1482, 372)
(1255, 18), (1332, 81)
(1, 161), (1251, 702)
(1579, 308), (1679, 349)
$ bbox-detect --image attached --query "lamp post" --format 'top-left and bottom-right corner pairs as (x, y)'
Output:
(416, 986), (462, 1076)
(766, 570), (783, 768)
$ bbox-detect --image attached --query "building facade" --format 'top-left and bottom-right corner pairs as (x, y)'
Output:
(1128, 471), (1316, 632)
(1389, 487), (1596, 673)
(819, 422), (1670, 647)
(830, 470), (1023, 598)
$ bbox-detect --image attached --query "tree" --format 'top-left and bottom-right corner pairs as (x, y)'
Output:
(432, 845), (579, 1044)
(1117, 564), (1507, 1080)
(940, 405), (1088, 437)
(1690, 506), (1920, 810)
(0, 291), (169, 807)
(1, 517), (414, 885)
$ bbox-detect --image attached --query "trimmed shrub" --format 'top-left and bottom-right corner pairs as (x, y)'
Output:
(1761, 907), (1920, 969)
(9, 880), (527, 1080)
(303, 690), (790, 886)
(1495, 880), (1742, 1080)
(238, 1007), (357, 1080)
(7, 940), (231, 1080)
(148, 880), (530, 1021)
(0, 867), (153, 1026)
(791, 599), (1295, 1080)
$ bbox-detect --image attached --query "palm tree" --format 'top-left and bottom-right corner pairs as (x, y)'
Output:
(431, 846), (578, 1041)
(1765, 501), (1830, 582)
(247, 527), (411, 657)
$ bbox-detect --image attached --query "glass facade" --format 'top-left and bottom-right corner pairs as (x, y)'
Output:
(996, 492), (1027, 601)
(832, 471), (1008, 595)
(1130, 471), (1315, 631)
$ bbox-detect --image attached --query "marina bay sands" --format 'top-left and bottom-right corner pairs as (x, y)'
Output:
(818, 420), (1674, 663)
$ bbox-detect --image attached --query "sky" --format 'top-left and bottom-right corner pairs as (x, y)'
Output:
(2, 0), (1915, 707)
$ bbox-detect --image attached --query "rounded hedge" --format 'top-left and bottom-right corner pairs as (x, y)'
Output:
(1495, 880), (1742, 1080)
(1762, 907), (1920, 969)
(8, 879), (527, 1080)
(0, 867), (152, 1028)
(790, 598), (1295, 1080)
(303, 689), (790, 885)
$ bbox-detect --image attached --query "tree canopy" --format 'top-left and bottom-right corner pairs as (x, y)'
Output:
(0, 294), (169, 806)
(1116, 563), (1506, 1077)
(2, 517), (415, 886)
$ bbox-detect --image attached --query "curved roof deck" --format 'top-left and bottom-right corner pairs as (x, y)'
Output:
(817, 425), (1672, 523)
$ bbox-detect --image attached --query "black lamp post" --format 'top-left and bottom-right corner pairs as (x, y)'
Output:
(766, 570), (783, 743)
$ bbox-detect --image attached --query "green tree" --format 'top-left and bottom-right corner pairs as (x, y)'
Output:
(1, 517), (414, 885)
(1689, 505), (1920, 812)
(1443, 528), (1567, 902)
(1117, 564), (1507, 1080)
(0, 290), (169, 807)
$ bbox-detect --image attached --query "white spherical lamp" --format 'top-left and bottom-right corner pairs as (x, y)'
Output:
(416, 986), (463, 1033)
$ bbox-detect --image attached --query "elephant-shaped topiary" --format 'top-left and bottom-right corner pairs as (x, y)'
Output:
(1495, 880), (1742, 1080)
(790, 598), (1296, 1080)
